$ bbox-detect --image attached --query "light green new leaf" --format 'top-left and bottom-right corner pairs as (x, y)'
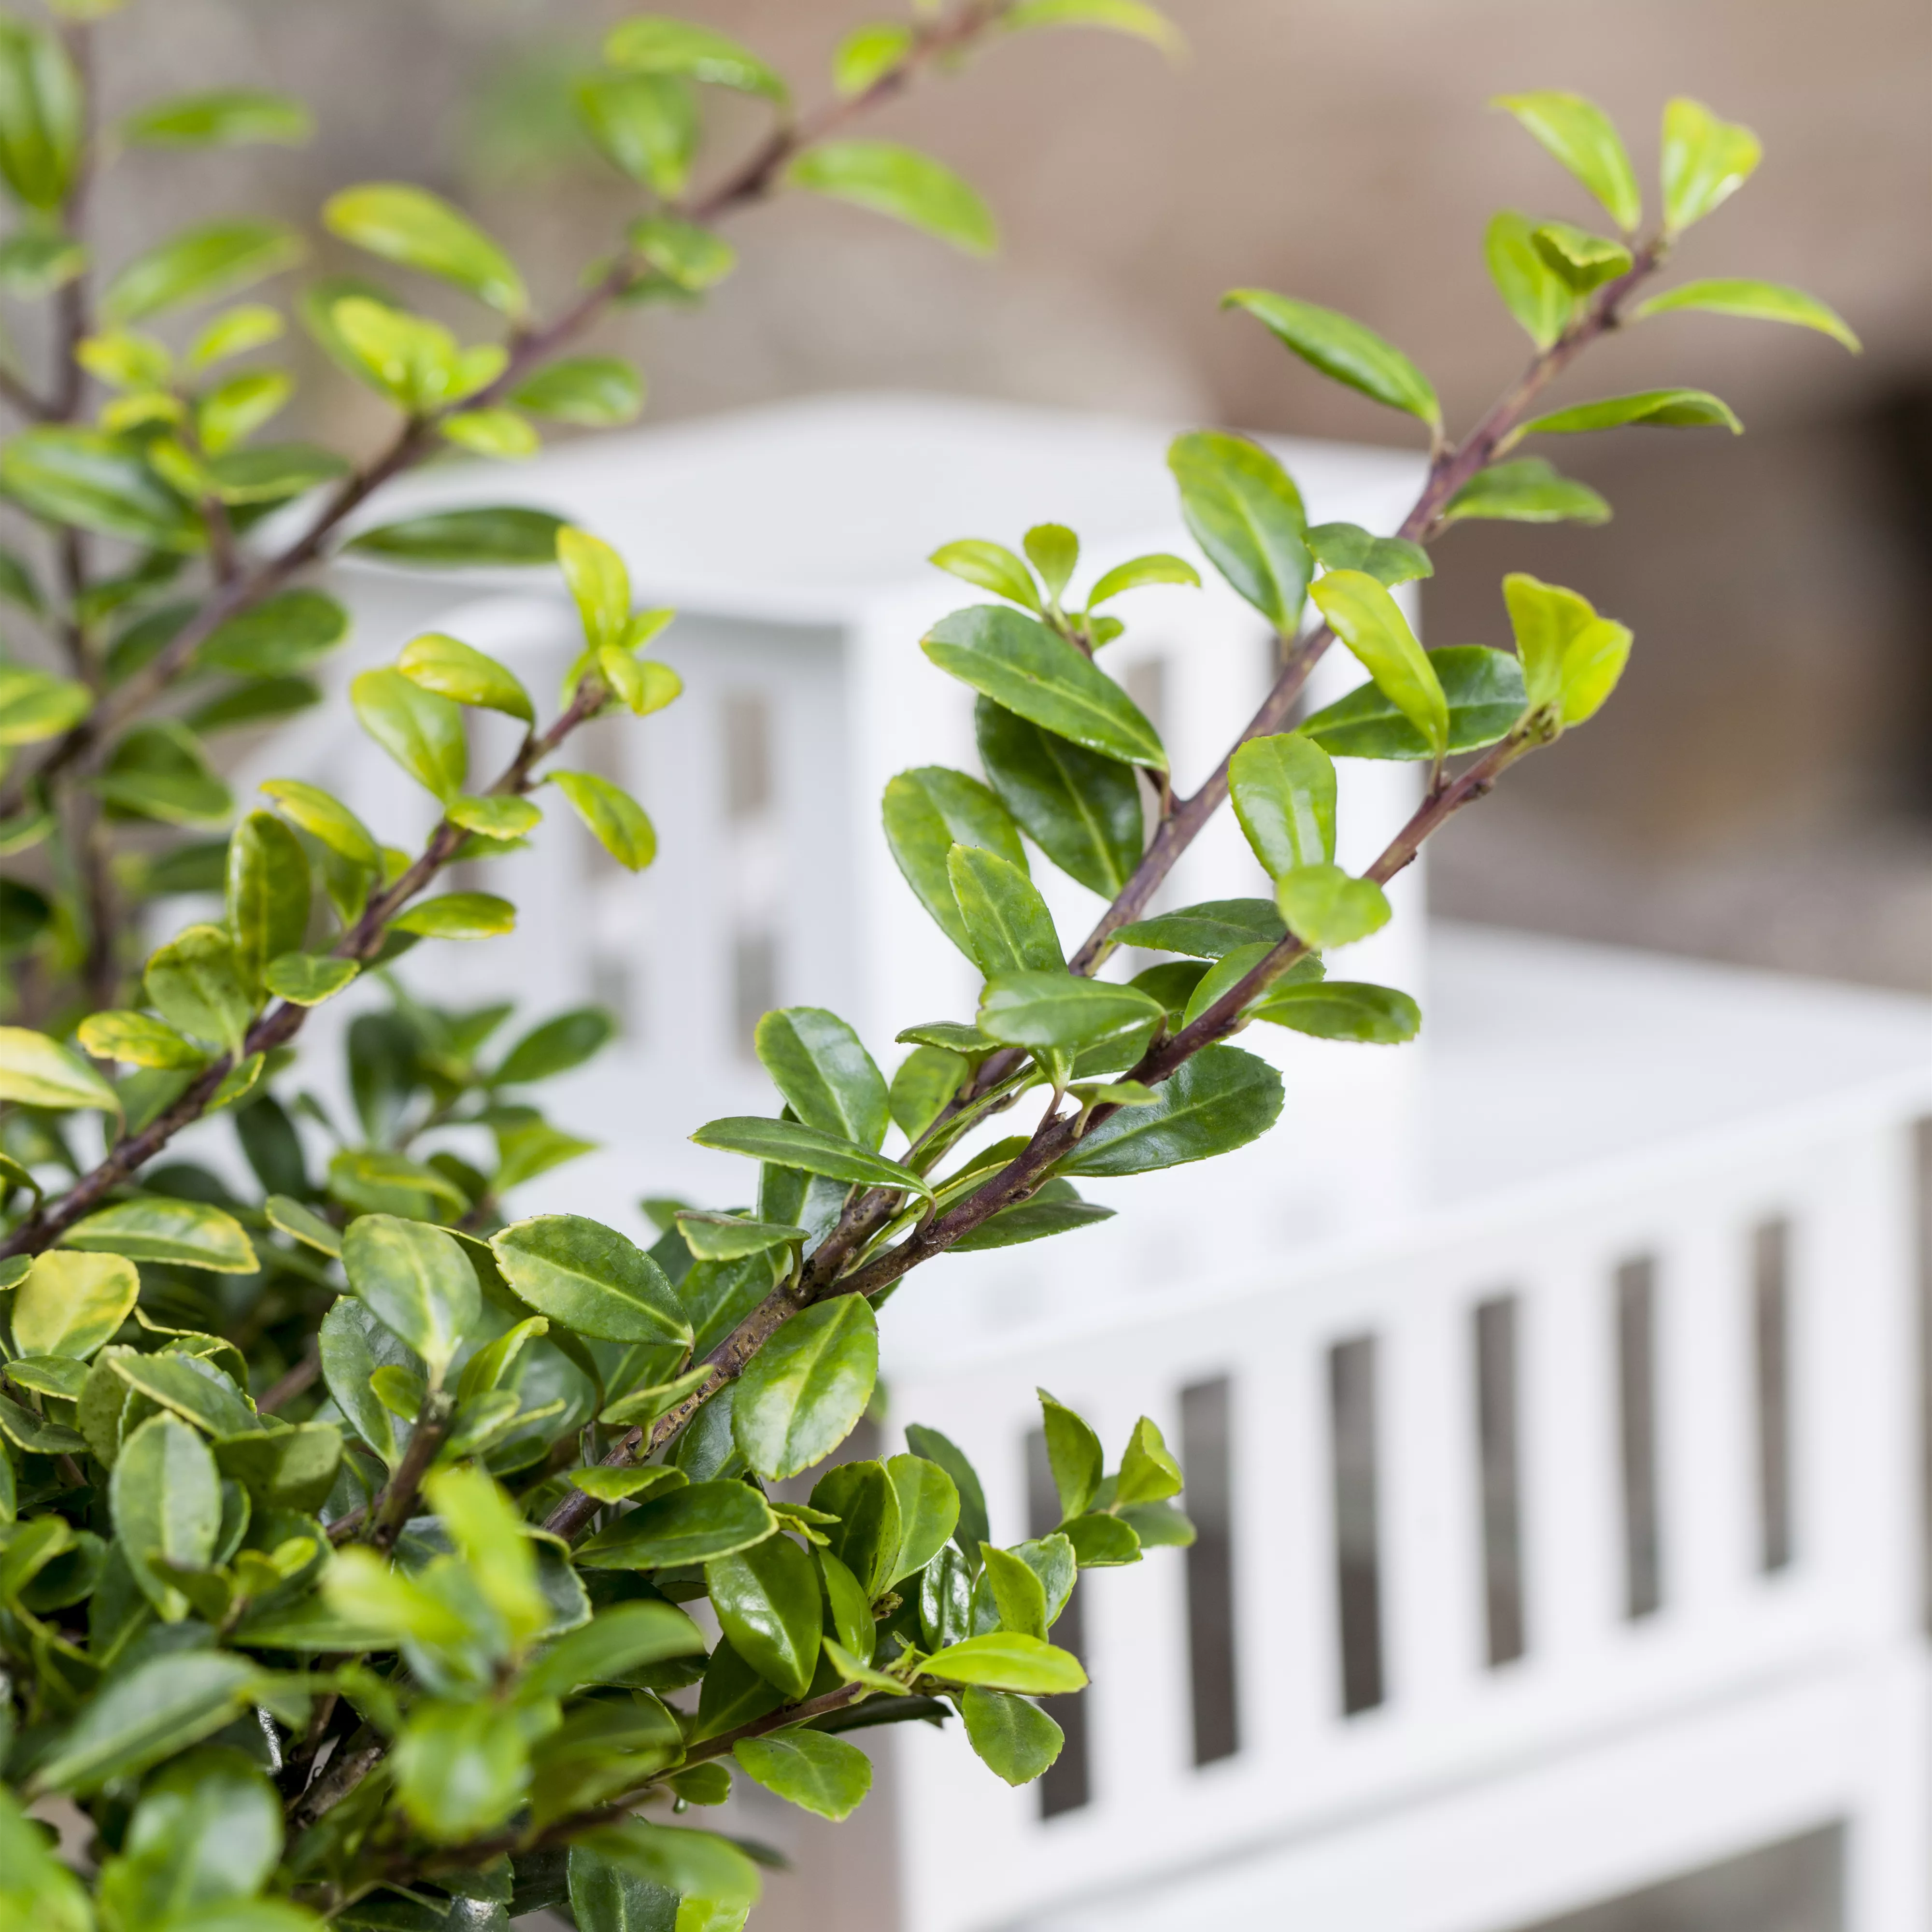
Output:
(787, 140), (996, 256)
(552, 770), (657, 872)
(1166, 429), (1310, 630)
(1502, 570), (1632, 727)
(1, 427), (202, 550)
(0, 662), (89, 744)
(346, 505), (567, 565)
(447, 793), (541, 839)
(734, 1729), (872, 1820)
(1116, 1414), (1183, 1504)
(1039, 1390), (1103, 1520)
(976, 698), (1143, 899)
(1441, 456), (1611, 526)
(76, 1009), (202, 1069)
(922, 1630), (1087, 1694)
(1276, 863), (1391, 949)
(930, 538), (1039, 610)
(104, 219), (303, 323)
(259, 778), (379, 868)
(574, 1479), (777, 1571)
(578, 71), (697, 198)
(1305, 521), (1432, 589)
(351, 667), (466, 801)
(398, 631), (534, 722)
(65, 1197), (256, 1273)
(733, 1294), (879, 1480)
(1229, 732), (1335, 879)
(390, 892), (516, 940)
(978, 971), (1163, 1051)
(12, 1250), (138, 1358)
(0, 1025), (118, 1110)
(834, 22), (914, 96)
(706, 1532), (822, 1698)
(227, 810), (310, 993)
(393, 1697), (529, 1843)
(492, 1213), (690, 1347)
(1005, 0), (1184, 56)
(1483, 209), (1577, 350)
(145, 923), (253, 1054)
(1252, 977), (1421, 1043)
(1531, 219), (1633, 294)
(1023, 524), (1079, 602)
(120, 88), (313, 148)
(756, 1008), (889, 1151)
(1223, 289), (1440, 430)
(1632, 277), (1861, 352)
(0, 18), (81, 210)
(604, 15), (788, 100)
(1520, 387), (1741, 437)
(513, 354), (644, 426)
(693, 1116), (935, 1200)
(341, 1214), (481, 1381)
(1661, 97), (1762, 233)
(34, 1652), (259, 1794)
(628, 212), (738, 290)
(521, 1599), (706, 1701)
(324, 183), (527, 318)
(557, 525), (630, 650)
(981, 1541), (1048, 1639)
(111, 1412), (221, 1620)
(1309, 568), (1447, 762)
(949, 844), (1064, 978)
(961, 1685), (1064, 1786)
(882, 766), (1026, 956)
(1493, 90), (1642, 232)
(1058, 1044), (1283, 1176)
(1086, 551), (1200, 607)
(424, 1463), (549, 1648)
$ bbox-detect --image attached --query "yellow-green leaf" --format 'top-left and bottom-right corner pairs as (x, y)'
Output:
(1660, 97), (1761, 233)
(786, 141), (996, 256)
(398, 631), (533, 722)
(351, 666), (467, 801)
(323, 182), (527, 318)
(12, 1250), (138, 1358)
(1307, 568), (1447, 761)
(1632, 277), (1861, 352)
(0, 1026), (119, 1110)
(551, 770), (656, 871)
(1492, 89), (1641, 233)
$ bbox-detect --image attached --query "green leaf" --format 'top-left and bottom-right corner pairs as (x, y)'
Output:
(922, 1630), (1087, 1694)
(1442, 456), (1610, 526)
(1165, 429), (1310, 630)
(491, 1213), (690, 1349)
(1022, 524), (1079, 602)
(950, 1179), (1114, 1252)
(212, 1422), (341, 1513)
(266, 1193), (340, 1256)
(1275, 863), (1391, 950)
(1058, 1043), (1283, 1176)
(324, 182), (526, 317)
(390, 891), (516, 939)
(1305, 521), (1432, 588)
(342, 1214), (481, 1382)
(691, 1117), (935, 1201)
(810, 1459), (900, 1598)
(1228, 731), (1335, 879)
(707, 1533), (822, 1698)
(351, 667), (466, 802)
(1309, 569), (1447, 762)
(0, 229), (83, 298)
(1660, 96), (1762, 233)
(34, 1651), (258, 1794)
(573, 1818), (760, 1923)
(144, 923), (253, 1053)
(1039, 1390), (1103, 1521)
(259, 778), (379, 869)
(104, 219), (304, 324)
(110, 1413), (221, 1620)
(1113, 896), (1285, 959)
(961, 1684), (1064, 1785)
(98, 721), (232, 826)
(949, 845), (1064, 978)
(318, 1295), (419, 1467)
(398, 631), (534, 722)
(394, 1697), (529, 1842)
(1252, 978), (1421, 1043)
(495, 1008), (615, 1085)
(1222, 289), (1440, 429)
(1086, 551), (1200, 608)
(787, 140), (995, 256)
(1178, 940), (1274, 1029)
(885, 1453), (961, 1588)
(1301, 644), (1528, 760)
(1632, 276), (1861, 352)
(1005, 0), (1183, 53)
(522, 1599), (706, 1701)
(187, 302), (285, 369)
(112, 1349), (261, 1442)
(201, 441), (350, 507)
(0, 662), (88, 744)
(734, 1295), (879, 1480)
(425, 1462), (550, 1648)
(568, 1842), (679, 1932)
(604, 15), (788, 100)
(0, 1024), (118, 1110)
(512, 354), (644, 427)
(263, 952), (357, 1005)
(1522, 387), (1742, 438)
(976, 698), (1143, 899)
(1, 427), (202, 550)
(1531, 219), (1633, 294)
(888, 1043), (967, 1143)
(1493, 90), (1642, 232)
(0, 19), (80, 210)
(834, 21), (914, 96)
(65, 1197), (256, 1273)
(676, 1210), (806, 1262)
(929, 538), (1039, 610)
(76, 1009), (201, 1068)
(226, 810), (310, 993)
(980, 1540), (1048, 1639)
(628, 213), (737, 291)
(978, 971), (1162, 1051)
(735, 1728), (872, 1819)
(1503, 570), (1632, 727)
(904, 1424), (988, 1560)
(575, 1478), (777, 1571)
(568, 1463), (686, 1504)
(755, 1007), (889, 1151)
(577, 71), (697, 198)
(1116, 1415), (1183, 1503)
(441, 405), (540, 460)
(101, 1746), (282, 1923)
(1483, 209), (1577, 351)
(12, 1250), (137, 1358)
(120, 86), (312, 148)
(551, 769), (657, 873)
(345, 505), (567, 565)
(200, 589), (349, 677)
(882, 766), (1026, 956)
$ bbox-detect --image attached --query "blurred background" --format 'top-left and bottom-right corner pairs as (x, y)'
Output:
(81, 0), (1932, 991)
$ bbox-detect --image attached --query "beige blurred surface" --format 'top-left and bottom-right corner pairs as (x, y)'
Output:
(81, 0), (1932, 985)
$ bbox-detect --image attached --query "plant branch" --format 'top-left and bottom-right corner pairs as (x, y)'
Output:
(365, 1390), (454, 1556)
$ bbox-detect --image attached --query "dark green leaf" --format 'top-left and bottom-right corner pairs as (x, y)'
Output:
(1058, 1044), (1283, 1176)
(978, 971), (1162, 1050)
(810, 1459), (901, 1598)
(733, 1295), (879, 1480)
(950, 1179), (1114, 1252)
(575, 1479), (777, 1571)
(104, 219), (303, 324)
(949, 845), (1064, 978)
(904, 1423), (989, 1558)
(490, 1214), (690, 1348)
(571, 1818), (759, 1923)
(976, 698), (1142, 898)
(882, 766), (1026, 956)
(1305, 521), (1433, 587)
(345, 505), (566, 565)
(186, 674), (320, 735)
(35, 1652), (258, 1794)
(1114, 896), (1284, 959)
(888, 1044), (967, 1143)
(691, 1118), (934, 1201)
(1300, 644), (1526, 759)
(495, 1007), (614, 1085)
(98, 722), (231, 827)
(568, 1841), (679, 1932)
(342, 1216), (480, 1380)
(1165, 429), (1310, 630)
(1, 427), (201, 550)
(675, 1211), (804, 1262)
(706, 1533), (822, 1699)
(512, 354), (644, 426)
(1222, 289), (1440, 428)
(755, 1007), (888, 1151)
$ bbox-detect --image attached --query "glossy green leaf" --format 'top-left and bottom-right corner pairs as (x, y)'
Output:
(66, 1196), (256, 1273)
(398, 631), (534, 722)
(1660, 96), (1762, 233)
(1523, 387), (1742, 439)
(1114, 896), (1285, 959)
(950, 1179), (1115, 1252)
(961, 1685), (1064, 1785)
(351, 666), (466, 801)
(324, 182), (526, 317)
(1309, 568), (1447, 762)
(0, 18), (80, 209)
(604, 15), (788, 100)
(1228, 731), (1335, 879)
(1301, 643), (1528, 759)
(980, 1541), (1048, 1639)
(390, 891), (516, 939)
(513, 354), (644, 426)
(929, 538), (1039, 610)
(1442, 455), (1610, 526)
(1483, 209), (1577, 350)
(1223, 288), (1440, 429)
(200, 589), (349, 678)
(978, 971), (1162, 1051)
(0, 1025), (118, 1110)
(491, 1214), (690, 1348)
(1178, 940), (1276, 1029)
(976, 698), (1143, 899)
(904, 1424), (988, 1561)
(1022, 524), (1079, 602)
(735, 1727), (872, 1819)
(0, 662), (88, 743)
(692, 1117), (935, 1201)
(104, 219), (302, 323)
(788, 140), (996, 255)
(676, 1210), (806, 1262)
(523, 1599), (706, 1701)
(261, 952), (355, 1006)
(34, 1651), (258, 1794)
(111, 1413), (221, 1619)
(1, 427), (202, 550)
(345, 505), (566, 565)
(568, 1841), (678, 1932)
(1531, 219), (1633, 293)
(1004, 0), (1184, 54)
(259, 777), (378, 869)
(1493, 89), (1642, 232)
(1503, 570), (1632, 727)
(1166, 429), (1309, 630)
(342, 1214), (481, 1381)
(885, 1453), (961, 1588)
(574, 1818), (760, 1923)
(889, 1043), (967, 1143)
(1275, 863), (1391, 950)
(12, 1250), (137, 1360)
(114, 1349), (261, 1441)
(394, 1697), (529, 1842)
(226, 810), (310, 993)
(145, 923), (253, 1052)
(922, 1630), (1087, 1694)
(265, 1193), (339, 1256)
(1116, 1415), (1183, 1503)
(1253, 978), (1421, 1043)
(575, 1478), (777, 1571)
(1085, 550), (1200, 608)
(707, 1533), (822, 1699)
(949, 845), (1065, 979)
(552, 769), (657, 872)
(1305, 521), (1433, 588)
(1039, 1389), (1103, 1521)
(1059, 1044), (1283, 1176)
(734, 1295), (878, 1480)
(1633, 276), (1861, 352)
(809, 1459), (900, 1599)
(882, 765), (1026, 955)
(755, 1007), (889, 1151)
(317, 1294), (419, 1467)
